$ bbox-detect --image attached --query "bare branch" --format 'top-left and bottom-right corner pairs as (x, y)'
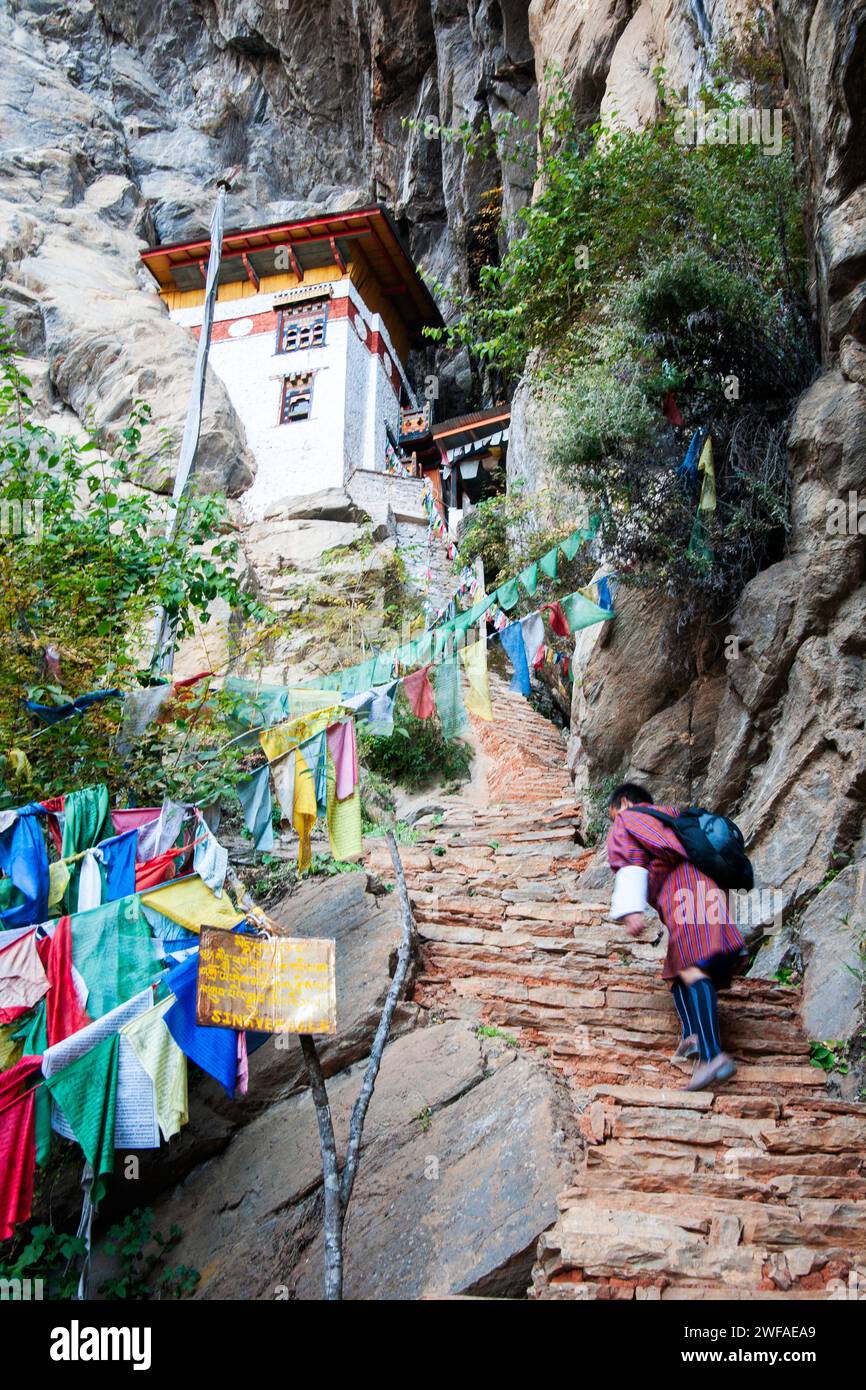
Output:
(339, 829), (417, 1211)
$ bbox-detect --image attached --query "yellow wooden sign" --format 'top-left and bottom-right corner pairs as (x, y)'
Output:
(195, 927), (336, 1034)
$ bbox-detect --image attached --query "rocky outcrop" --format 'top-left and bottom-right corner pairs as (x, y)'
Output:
(143, 1018), (576, 1300)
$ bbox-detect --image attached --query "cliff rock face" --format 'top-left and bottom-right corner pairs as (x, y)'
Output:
(0, 0), (537, 458)
(535, 0), (866, 948)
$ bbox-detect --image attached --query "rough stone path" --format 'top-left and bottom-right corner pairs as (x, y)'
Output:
(366, 676), (866, 1300)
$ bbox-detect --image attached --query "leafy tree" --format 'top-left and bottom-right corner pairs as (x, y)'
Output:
(0, 323), (275, 805)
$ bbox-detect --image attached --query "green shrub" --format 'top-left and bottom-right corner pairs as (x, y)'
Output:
(424, 79), (814, 626)
(358, 694), (473, 791)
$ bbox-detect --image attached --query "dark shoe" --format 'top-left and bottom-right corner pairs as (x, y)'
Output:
(684, 1052), (737, 1092)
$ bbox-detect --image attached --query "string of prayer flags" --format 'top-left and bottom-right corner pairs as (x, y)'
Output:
(402, 664), (435, 719)
(460, 638), (493, 721)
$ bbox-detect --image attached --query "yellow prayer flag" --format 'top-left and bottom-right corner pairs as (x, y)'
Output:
(460, 638), (493, 721)
(260, 706), (344, 763)
(48, 859), (70, 909)
(141, 874), (244, 934)
(293, 745), (318, 873)
(697, 435), (716, 513)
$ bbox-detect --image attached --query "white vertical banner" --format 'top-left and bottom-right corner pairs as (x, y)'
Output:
(151, 180), (228, 673)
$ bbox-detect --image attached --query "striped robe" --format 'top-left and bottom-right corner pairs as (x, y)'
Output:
(607, 805), (745, 980)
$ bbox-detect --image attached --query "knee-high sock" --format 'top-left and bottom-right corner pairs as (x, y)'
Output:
(670, 980), (694, 1041)
(687, 977), (722, 1062)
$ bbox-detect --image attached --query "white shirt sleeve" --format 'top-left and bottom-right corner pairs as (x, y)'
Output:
(610, 864), (649, 920)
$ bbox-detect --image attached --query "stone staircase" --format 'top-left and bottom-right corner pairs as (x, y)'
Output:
(365, 676), (866, 1301)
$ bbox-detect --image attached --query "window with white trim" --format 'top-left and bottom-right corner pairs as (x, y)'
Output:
(276, 301), (328, 354)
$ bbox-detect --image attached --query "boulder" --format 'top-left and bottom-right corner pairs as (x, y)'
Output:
(570, 582), (690, 785)
(137, 1021), (576, 1301)
(626, 675), (726, 804)
(105, 869), (420, 1211)
(798, 863), (866, 1042)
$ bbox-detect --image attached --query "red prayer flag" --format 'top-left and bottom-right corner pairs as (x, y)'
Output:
(44, 917), (91, 1046)
(0, 1056), (43, 1241)
(402, 664), (436, 719)
(544, 601), (570, 638)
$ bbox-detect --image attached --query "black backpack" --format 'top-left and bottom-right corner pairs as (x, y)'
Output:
(641, 806), (754, 891)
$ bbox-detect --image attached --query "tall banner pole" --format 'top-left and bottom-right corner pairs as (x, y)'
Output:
(150, 175), (230, 675)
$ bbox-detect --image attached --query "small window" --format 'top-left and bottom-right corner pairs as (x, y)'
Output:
(276, 301), (327, 354)
(280, 373), (314, 424)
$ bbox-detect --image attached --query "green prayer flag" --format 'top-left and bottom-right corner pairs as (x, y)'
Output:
(45, 1033), (119, 1206)
(434, 656), (468, 739)
(496, 577), (520, 610)
(560, 530), (582, 562)
(372, 652), (396, 684)
(62, 785), (113, 911)
(688, 514), (713, 563)
(13, 999), (51, 1165)
(560, 590), (615, 632)
(517, 562), (539, 597)
(71, 896), (163, 1021)
(539, 546), (559, 581)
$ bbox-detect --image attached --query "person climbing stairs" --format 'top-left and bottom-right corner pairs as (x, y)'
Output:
(365, 675), (866, 1300)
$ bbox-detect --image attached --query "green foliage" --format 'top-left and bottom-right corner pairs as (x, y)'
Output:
(0, 323), (276, 806)
(359, 693), (473, 792)
(0, 1222), (87, 1299)
(99, 1207), (200, 1300)
(475, 1024), (519, 1048)
(426, 79), (814, 625)
(428, 83), (807, 376)
(809, 1041), (849, 1076)
(582, 774), (623, 847)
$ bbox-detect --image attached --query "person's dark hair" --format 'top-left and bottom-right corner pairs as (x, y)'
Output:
(608, 782), (654, 810)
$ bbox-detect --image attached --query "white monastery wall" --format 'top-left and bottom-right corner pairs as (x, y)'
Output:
(168, 279), (409, 520)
